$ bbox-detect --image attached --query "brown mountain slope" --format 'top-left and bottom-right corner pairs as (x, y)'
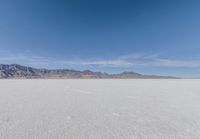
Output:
(0, 64), (178, 79)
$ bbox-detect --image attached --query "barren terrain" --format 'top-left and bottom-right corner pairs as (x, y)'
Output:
(0, 79), (200, 139)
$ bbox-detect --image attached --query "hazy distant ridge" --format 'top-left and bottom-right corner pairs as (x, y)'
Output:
(0, 64), (177, 79)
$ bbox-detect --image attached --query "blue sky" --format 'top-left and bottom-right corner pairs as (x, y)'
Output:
(0, 0), (200, 77)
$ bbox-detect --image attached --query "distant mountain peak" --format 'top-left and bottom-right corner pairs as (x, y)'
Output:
(0, 64), (178, 79)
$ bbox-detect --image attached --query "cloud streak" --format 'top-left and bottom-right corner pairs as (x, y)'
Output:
(64, 54), (200, 68)
(0, 52), (200, 69)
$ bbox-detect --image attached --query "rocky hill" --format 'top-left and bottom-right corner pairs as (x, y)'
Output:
(0, 64), (177, 79)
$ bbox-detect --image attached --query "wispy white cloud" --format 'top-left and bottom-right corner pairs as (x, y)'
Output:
(64, 54), (200, 68)
(0, 51), (200, 69)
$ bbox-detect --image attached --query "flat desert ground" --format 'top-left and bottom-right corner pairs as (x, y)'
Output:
(0, 79), (200, 139)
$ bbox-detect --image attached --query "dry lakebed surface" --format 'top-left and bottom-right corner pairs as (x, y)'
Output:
(0, 79), (200, 139)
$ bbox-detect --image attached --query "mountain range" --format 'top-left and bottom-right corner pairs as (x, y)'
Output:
(0, 64), (177, 79)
